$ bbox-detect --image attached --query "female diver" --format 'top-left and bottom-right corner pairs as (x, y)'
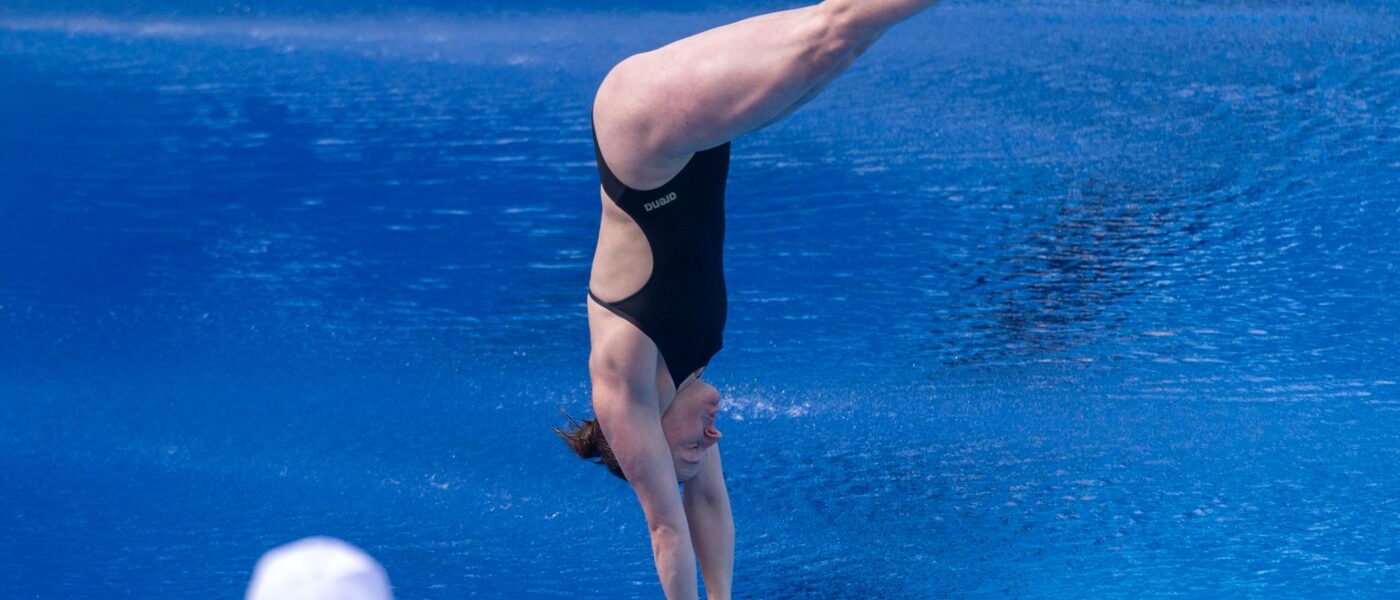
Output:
(557, 2), (940, 598)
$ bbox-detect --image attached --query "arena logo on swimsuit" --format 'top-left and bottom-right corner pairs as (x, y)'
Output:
(644, 192), (678, 212)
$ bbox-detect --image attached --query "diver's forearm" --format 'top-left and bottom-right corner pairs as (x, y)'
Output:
(649, 521), (700, 600)
(686, 496), (735, 599)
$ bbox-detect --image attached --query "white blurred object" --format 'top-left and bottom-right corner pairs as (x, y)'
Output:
(246, 536), (393, 600)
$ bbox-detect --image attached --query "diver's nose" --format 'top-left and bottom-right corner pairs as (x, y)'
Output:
(704, 411), (722, 443)
(703, 425), (722, 446)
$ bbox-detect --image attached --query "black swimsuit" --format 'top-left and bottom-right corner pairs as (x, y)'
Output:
(588, 120), (731, 389)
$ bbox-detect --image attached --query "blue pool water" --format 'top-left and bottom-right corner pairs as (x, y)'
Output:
(3, 1), (1399, 597)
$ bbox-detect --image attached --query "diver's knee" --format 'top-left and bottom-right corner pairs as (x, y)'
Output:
(819, 0), (876, 44)
(805, 4), (861, 75)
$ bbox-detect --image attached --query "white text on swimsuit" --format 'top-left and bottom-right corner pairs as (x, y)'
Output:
(644, 192), (678, 212)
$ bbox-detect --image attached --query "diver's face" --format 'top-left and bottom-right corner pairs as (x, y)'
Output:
(661, 379), (723, 482)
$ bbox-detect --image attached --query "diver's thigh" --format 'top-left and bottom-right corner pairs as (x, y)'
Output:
(596, 4), (857, 160)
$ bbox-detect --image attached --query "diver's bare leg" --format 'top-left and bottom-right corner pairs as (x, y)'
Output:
(594, 0), (939, 186)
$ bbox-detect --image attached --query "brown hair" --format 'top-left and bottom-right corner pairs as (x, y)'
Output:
(554, 411), (627, 481)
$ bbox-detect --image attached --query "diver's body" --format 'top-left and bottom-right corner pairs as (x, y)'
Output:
(569, 2), (941, 598)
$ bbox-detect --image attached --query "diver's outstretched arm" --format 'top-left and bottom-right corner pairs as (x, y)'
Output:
(684, 445), (733, 600)
(593, 379), (699, 599)
(589, 301), (700, 600)
(593, 0), (939, 189)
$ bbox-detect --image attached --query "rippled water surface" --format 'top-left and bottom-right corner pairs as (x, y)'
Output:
(3, 1), (1399, 598)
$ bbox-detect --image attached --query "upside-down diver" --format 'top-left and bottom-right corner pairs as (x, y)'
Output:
(556, 2), (941, 598)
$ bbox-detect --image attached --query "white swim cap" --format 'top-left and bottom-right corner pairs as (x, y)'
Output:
(246, 536), (393, 600)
